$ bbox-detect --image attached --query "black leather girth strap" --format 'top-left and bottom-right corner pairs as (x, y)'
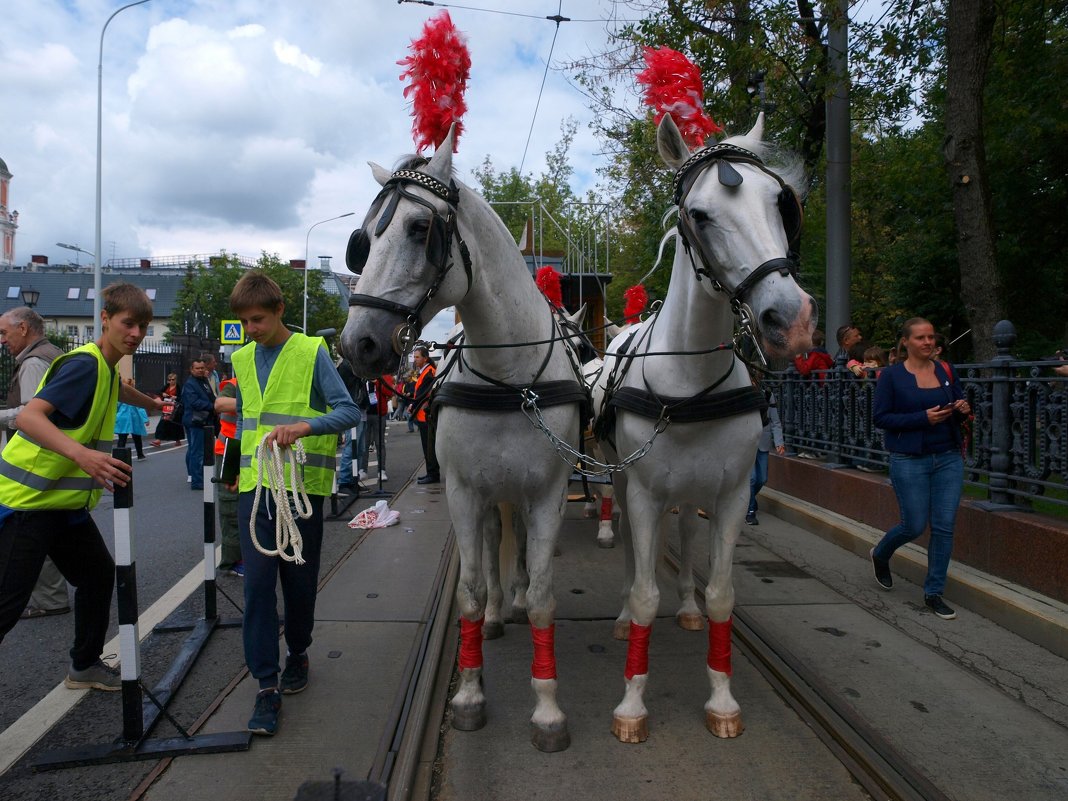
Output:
(432, 380), (591, 426)
(609, 385), (767, 424)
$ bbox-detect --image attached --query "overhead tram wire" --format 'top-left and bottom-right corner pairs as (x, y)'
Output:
(396, 0), (611, 23)
(518, 1), (564, 177)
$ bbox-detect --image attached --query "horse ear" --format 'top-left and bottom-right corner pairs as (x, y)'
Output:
(425, 124), (457, 181)
(656, 114), (690, 171)
(369, 162), (391, 186)
(746, 111), (765, 142)
(564, 303), (587, 327)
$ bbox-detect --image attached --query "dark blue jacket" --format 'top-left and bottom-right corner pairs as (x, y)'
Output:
(180, 376), (216, 429)
(873, 361), (963, 454)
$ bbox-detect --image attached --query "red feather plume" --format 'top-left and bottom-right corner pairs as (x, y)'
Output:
(535, 266), (563, 309)
(623, 284), (648, 323)
(635, 46), (722, 149)
(398, 11), (471, 153)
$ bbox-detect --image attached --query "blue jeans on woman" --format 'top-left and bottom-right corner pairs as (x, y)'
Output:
(873, 451), (963, 596)
(748, 450), (769, 515)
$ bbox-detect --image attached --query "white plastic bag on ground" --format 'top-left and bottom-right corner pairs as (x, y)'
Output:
(348, 499), (400, 529)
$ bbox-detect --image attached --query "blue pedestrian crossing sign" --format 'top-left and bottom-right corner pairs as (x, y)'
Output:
(221, 320), (245, 345)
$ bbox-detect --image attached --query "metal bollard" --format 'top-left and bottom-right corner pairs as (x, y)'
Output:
(112, 446), (143, 744)
(202, 425), (217, 619)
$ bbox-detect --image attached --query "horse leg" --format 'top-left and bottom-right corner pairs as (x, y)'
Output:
(450, 492), (492, 732)
(612, 472), (635, 640)
(509, 508), (530, 625)
(482, 505), (505, 640)
(674, 503), (704, 631)
(596, 481), (616, 549)
(522, 496), (569, 753)
(612, 492), (661, 743)
(703, 501), (745, 738)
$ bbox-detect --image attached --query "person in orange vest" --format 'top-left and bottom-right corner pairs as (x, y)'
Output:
(412, 345), (439, 484)
(213, 375), (242, 576)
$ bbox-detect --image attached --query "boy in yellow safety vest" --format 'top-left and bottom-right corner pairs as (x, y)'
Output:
(228, 271), (360, 736)
(0, 282), (163, 690)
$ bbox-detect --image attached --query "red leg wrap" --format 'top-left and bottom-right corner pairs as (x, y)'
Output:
(707, 616), (733, 676)
(530, 624), (557, 680)
(624, 622), (652, 680)
(458, 616), (484, 671)
(600, 496), (613, 521)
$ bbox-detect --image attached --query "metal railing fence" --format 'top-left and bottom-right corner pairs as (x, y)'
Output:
(765, 321), (1068, 511)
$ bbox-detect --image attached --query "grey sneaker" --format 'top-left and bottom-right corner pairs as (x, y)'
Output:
(280, 652), (309, 694)
(65, 659), (121, 691)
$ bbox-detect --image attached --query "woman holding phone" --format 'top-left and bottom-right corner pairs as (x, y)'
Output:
(870, 317), (971, 620)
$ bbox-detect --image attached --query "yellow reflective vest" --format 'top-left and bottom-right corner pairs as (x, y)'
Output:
(232, 334), (336, 496)
(0, 344), (117, 511)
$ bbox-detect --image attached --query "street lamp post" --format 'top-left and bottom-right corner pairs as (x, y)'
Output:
(20, 287), (39, 309)
(57, 242), (95, 265)
(303, 212), (354, 332)
(95, 0), (153, 339)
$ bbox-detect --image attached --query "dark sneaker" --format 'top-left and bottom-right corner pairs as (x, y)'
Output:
(744, 513), (758, 526)
(65, 659), (121, 691)
(280, 652), (309, 694)
(925, 595), (957, 620)
(870, 548), (893, 590)
(417, 474), (439, 485)
(248, 689), (282, 735)
(228, 562), (245, 577)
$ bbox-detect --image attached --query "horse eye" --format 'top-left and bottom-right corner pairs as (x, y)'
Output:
(409, 218), (430, 238)
(689, 208), (710, 224)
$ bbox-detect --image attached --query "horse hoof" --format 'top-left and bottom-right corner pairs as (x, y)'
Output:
(611, 714), (648, 744)
(482, 620), (505, 640)
(530, 721), (570, 752)
(675, 612), (704, 631)
(451, 701), (487, 732)
(612, 620), (630, 641)
(510, 607), (529, 625)
(596, 537), (615, 549)
(705, 710), (744, 738)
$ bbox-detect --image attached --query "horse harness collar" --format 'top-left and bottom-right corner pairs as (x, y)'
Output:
(346, 167), (474, 352)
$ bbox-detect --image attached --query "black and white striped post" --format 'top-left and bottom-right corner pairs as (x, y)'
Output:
(202, 424), (217, 620)
(112, 446), (143, 744)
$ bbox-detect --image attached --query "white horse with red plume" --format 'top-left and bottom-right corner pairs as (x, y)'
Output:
(592, 46), (816, 743)
(339, 13), (585, 753)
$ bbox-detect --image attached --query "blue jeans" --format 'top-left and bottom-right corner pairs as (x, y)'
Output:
(748, 450), (769, 515)
(338, 428), (354, 485)
(185, 426), (205, 488)
(354, 418), (368, 472)
(874, 451), (963, 596)
(239, 492), (324, 688)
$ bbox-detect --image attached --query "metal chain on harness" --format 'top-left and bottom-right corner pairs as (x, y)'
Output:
(249, 438), (314, 564)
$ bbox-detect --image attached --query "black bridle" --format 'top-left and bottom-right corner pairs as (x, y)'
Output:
(671, 142), (803, 318)
(345, 167), (473, 352)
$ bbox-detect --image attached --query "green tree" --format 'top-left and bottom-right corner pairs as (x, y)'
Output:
(167, 252), (346, 342)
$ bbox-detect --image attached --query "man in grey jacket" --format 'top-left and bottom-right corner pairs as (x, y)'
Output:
(0, 307), (69, 617)
(745, 388), (784, 526)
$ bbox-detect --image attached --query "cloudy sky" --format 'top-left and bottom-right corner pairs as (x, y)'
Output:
(3, 0), (626, 275)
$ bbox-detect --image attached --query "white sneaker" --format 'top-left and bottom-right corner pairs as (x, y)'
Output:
(358, 469), (368, 480)
(186, 476), (192, 483)
(379, 471), (388, 481)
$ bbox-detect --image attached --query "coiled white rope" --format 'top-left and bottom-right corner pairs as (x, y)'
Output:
(249, 437), (314, 564)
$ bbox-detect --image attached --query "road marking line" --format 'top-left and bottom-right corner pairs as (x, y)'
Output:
(0, 555), (210, 776)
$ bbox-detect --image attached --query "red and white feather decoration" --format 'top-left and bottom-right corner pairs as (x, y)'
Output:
(635, 46), (722, 149)
(623, 284), (648, 323)
(397, 11), (471, 153)
(535, 266), (563, 309)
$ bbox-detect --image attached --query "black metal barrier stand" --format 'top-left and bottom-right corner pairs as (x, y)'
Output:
(34, 444), (251, 770)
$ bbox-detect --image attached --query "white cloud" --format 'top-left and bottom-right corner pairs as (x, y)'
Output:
(2, 1), (624, 271)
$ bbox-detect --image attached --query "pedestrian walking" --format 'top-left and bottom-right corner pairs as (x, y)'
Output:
(114, 378), (150, 460)
(181, 358), (216, 490)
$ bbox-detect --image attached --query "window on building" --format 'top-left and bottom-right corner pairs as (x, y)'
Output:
(67, 287), (80, 300)
(84, 325), (94, 339)
(86, 288), (96, 300)
(145, 288), (157, 300)
(147, 325), (155, 337)
(5, 286), (19, 299)
(66, 325), (78, 338)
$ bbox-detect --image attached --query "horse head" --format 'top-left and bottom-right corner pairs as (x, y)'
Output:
(658, 113), (816, 358)
(340, 125), (471, 377)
